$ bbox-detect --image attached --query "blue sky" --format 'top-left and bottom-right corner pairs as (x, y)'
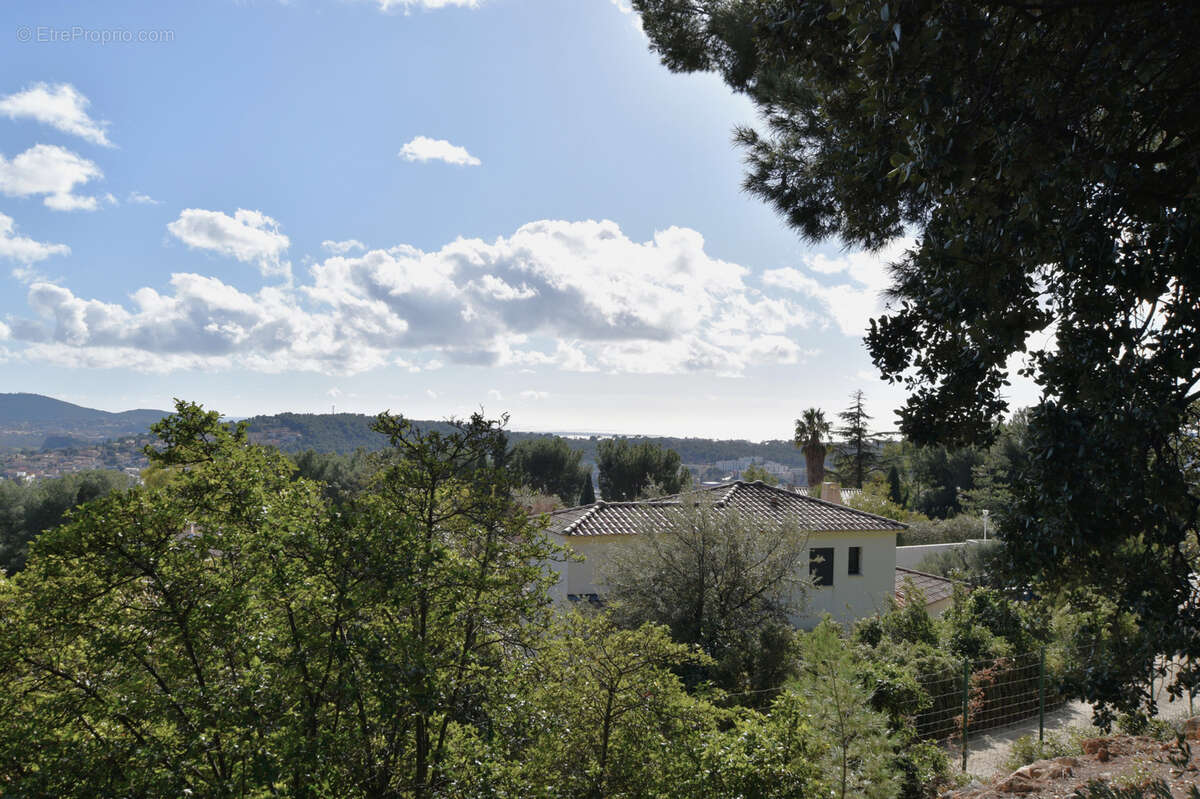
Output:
(0, 0), (1021, 439)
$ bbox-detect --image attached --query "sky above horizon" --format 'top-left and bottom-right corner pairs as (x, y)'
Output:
(0, 0), (1037, 440)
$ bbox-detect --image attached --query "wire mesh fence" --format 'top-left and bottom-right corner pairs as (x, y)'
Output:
(907, 645), (1200, 770)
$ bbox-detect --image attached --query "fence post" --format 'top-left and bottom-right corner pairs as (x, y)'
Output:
(1038, 648), (1046, 743)
(961, 659), (970, 772)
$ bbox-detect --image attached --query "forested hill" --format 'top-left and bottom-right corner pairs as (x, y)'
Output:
(0, 394), (169, 449)
(2, 398), (809, 470)
(243, 412), (807, 468)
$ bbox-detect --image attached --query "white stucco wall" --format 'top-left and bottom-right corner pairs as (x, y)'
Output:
(895, 542), (966, 569)
(794, 531), (898, 628)
(549, 529), (898, 627)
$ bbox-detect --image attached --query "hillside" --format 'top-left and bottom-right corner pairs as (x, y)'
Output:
(0, 394), (169, 450)
(2, 399), (814, 482)
(242, 412), (810, 471)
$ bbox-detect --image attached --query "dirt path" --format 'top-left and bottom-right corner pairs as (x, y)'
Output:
(961, 690), (1199, 779)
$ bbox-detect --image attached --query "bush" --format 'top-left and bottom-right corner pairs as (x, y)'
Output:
(915, 540), (1003, 585)
(898, 515), (985, 546)
(1003, 729), (1088, 771)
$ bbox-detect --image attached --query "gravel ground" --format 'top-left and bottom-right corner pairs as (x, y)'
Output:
(960, 688), (1200, 780)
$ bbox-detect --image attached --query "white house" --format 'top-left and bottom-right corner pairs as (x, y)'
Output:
(543, 479), (908, 627)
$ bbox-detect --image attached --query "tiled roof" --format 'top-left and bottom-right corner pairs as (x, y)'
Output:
(545, 480), (907, 537)
(894, 567), (958, 606)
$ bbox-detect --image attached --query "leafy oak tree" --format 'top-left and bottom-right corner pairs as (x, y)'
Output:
(633, 0), (1200, 713)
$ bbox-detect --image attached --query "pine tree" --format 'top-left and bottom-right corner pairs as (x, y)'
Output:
(834, 390), (878, 489)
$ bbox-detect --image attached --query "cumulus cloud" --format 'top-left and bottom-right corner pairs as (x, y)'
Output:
(399, 136), (481, 166)
(0, 83), (113, 147)
(487, 389), (503, 401)
(322, 238), (366, 255)
(6, 219), (814, 377)
(167, 208), (292, 281)
(762, 238), (912, 337)
(127, 191), (158, 205)
(520, 390), (549, 401)
(0, 213), (70, 264)
(0, 144), (103, 211)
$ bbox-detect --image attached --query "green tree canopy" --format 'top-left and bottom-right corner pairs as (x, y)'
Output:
(508, 435), (590, 505)
(596, 438), (688, 501)
(0, 401), (560, 798)
(602, 498), (809, 696)
(633, 0), (1200, 713)
(0, 468), (134, 574)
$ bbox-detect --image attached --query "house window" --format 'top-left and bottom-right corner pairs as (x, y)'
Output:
(810, 547), (834, 587)
(848, 546), (862, 576)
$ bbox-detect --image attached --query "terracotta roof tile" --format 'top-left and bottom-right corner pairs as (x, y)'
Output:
(545, 480), (906, 536)
(894, 567), (958, 605)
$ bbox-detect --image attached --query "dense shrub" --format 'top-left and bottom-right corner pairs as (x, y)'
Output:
(898, 515), (985, 546)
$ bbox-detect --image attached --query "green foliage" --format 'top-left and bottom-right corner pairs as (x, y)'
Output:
(447, 612), (717, 799)
(898, 515), (984, 547)
(915, 540), (1004, 586)
(845, 480), (924, 524)
(697, 691), (828, 798)
(0, 468), (134, 573)
(290, 447), (375, 504)
(634, 0), (1200, 714)
(603, 497), (807, 697)
(1003, 730), (1085, 772)
(508, 435), (590, 505)
(741, 463), (780, 486)
(796, 619), (897, 799)
(793, 408), (831, 490)
(887, 465), (904, 505)
(596, 437), (687, 501)
(1070, 780), (1199, 799)
(834, 390), (879, 489)
(579, 468), (595, 504)
(941, 587), (1051, 661)
(0, 400), (561, 798)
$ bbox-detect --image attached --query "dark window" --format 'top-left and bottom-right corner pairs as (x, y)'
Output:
(848, 546), (862, 576)
(810, 547), (834, 587)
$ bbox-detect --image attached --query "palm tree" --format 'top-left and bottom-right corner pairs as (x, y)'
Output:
(794, 408), (832, 495)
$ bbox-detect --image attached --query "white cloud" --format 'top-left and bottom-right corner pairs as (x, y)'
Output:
(399, 136), (481, 166)
(322, 238), (366, 255)
(167, 208), (292, 281)
(127, 191), (158, 205)
(327, 387), (342, 399)
(375, 0), (482, 11)
(762, 238), (912, 337)
(0, 320), (9, 340)
(426, 389), (438, 399)
(520, 390), (549, 401)
(0, 213), (70, 264)
(0, 83), (113, 147)
(7, 219), (814, 377)
(0, 144), (102, 211)
(487, 389), (503, 401)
